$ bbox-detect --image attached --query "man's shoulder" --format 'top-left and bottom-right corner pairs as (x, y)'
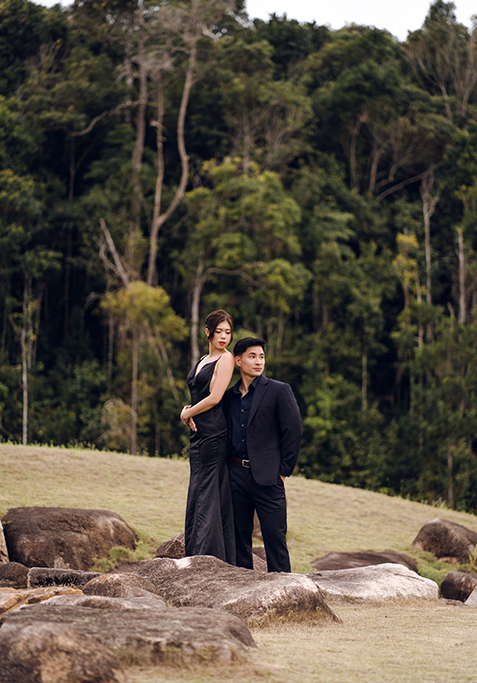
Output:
(260, 375), (294, 395)
(262, 375), (289, 388)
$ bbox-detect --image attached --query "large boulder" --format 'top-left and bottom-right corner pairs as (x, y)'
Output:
(440, 571), (477, 602)
(2, 507), (137, 570)
(0, 521), (8, 563)
(0, 562), (29, 589)
(0, 621), (126, 683)
(311, 551), (418, 572)
(412, 518), (477, 564)
(82, 572), (167, 605)
(155, 533), (267, 572)
(0, 586), (82, 616)
(308, 563), (439, 602)
(1, 602), (256, 665)
(119, 555), (339, 623)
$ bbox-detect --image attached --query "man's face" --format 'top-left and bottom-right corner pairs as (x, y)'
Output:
(235, 346), (265, 380)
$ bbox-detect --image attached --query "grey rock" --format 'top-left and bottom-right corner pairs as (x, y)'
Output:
(2, 507), (137, 570)
(311, 550), (418, 572)
(252, 551), (267, 573)
(28, 567), (102, 588)
(0, 587), (83, 616)
(42, 594), (168, 611)
(412, 517), (477, 564)
(308, 562), (439, 602)
(465, 587), (477, 605)
(440, 571), (477, 602)
(155, 531), (185, 559)
(252, 512), (262, 541)
(252, 545), (267, 561)
(119, 555), (339, 623)
(82, 572), (167, 605)
(0, 621), (126, 683)
(0, 562), (29, 589)
(0, 521), (8, 563)
(2, 602), (256, 665)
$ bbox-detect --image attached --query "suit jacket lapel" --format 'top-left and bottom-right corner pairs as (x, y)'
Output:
(248, 375), (268, 426)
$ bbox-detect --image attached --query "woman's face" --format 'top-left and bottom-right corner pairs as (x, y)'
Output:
(206, 320), (232, 350)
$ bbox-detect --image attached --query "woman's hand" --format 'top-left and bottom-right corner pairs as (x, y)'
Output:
(180, 405), (191, 424)
(181, 406), (197, 432)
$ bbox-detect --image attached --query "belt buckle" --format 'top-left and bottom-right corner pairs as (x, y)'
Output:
(241, 459), (250, 468)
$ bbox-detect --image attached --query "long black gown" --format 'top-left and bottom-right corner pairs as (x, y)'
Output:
(184, 358), (236, 564)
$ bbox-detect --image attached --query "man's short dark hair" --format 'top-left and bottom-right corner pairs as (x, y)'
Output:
(233, 337), (265, 357)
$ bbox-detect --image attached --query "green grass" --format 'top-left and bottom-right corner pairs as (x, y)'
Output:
(2, 443), (477, 683)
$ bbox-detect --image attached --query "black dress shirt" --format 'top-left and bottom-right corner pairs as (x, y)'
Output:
(230, 377), (260, 457)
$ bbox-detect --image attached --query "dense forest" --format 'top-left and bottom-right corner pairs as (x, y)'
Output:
(2, 0), (477, 511)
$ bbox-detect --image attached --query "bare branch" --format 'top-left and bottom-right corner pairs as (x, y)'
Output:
(376, 172), (427, 202)
(99, 219), (130, 288)
(62, 101), (139, 137)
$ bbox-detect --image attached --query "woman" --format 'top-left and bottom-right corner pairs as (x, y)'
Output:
(180, 309), (236, 564)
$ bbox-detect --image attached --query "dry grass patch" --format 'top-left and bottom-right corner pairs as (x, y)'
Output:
(285, 476), (477, 573)
(3, 444), (477, 682)
(0, 444), (189, 549)
(124, 601), (477, 683)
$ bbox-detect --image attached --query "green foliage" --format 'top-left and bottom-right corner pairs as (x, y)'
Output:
(1, 0), (477, 509)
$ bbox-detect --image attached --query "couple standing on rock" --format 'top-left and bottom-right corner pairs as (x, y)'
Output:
(180, 310), (302, 573)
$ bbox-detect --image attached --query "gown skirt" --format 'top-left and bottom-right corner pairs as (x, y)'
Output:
(184, 358), (236, 564)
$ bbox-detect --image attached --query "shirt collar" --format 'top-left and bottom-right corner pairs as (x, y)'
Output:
(233, 375), (261, 395)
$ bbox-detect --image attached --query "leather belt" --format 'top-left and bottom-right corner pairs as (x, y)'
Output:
(231, 457), (250, 468)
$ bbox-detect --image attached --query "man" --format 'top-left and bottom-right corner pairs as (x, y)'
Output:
(222, 337), (302, 572)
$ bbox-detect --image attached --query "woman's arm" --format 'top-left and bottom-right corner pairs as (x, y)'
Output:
(181, 353), (234, 422)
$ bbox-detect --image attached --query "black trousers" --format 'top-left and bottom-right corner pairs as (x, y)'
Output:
(229, 462), (291, 573)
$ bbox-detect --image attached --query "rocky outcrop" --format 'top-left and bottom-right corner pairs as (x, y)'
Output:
(308, 562), (438, 602)
(440, 571), (477, 602)
(119, 555), (339, 623)
(42, 594), (168, 611)
(1, 602), (256, 666)
(82, 573), (167, 605)
(0, 521), (8, 563)
(155, 532), (267, 572)
(251, 551), (267, 573)
(0, 621), (127, 683)
(2, 507), (137, 570)
(311, 551), (418, 572)
(0, 586), (83, 616)
(155, 531), (185, 559)
(412, 518), (477, 564)
(28, 567), (102, 589)
(0, 562), (29, 589)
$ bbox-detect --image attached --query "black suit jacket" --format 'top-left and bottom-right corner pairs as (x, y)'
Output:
(223, 374), (302, 486)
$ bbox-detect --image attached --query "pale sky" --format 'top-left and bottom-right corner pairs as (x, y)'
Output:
(31, 0), (476, 43)
(245, 0), (476, 41)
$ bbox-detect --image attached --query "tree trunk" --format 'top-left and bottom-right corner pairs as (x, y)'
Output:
(362, 349), (368, 412)
(21, 321), (28, 445)
(447, 445), (454, 509)
(147, 74), (165, 287)
(131, 2), (147, 243)
(147, 41), (197, 286)
(131, 327), (140, 455)
(457, 226), (465, 324)
(420, 165), (440, 339)
(190, 252), (206, 368)
(349, 117), (362, 193)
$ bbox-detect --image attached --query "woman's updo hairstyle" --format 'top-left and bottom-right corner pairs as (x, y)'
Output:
(205, 309), (233, 343)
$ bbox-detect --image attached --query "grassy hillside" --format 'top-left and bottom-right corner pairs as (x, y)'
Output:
(2, 444), (477, 683)
(2, 443), (477, 575)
